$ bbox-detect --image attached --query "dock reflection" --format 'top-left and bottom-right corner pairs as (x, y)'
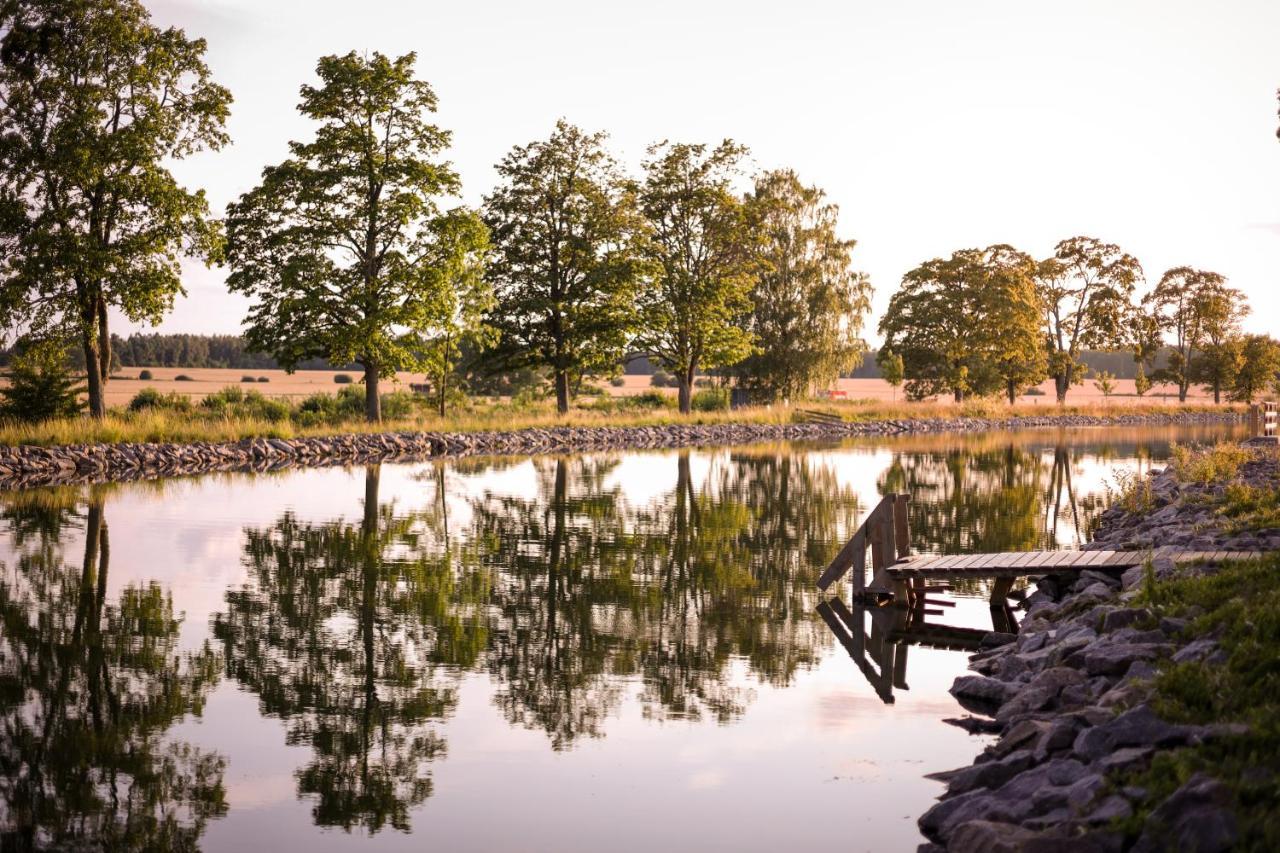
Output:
(818, 594), (1017, 704)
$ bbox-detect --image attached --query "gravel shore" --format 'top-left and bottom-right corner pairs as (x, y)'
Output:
(0, 410), (1244, 490)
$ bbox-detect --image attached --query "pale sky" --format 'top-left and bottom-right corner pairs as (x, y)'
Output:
(133, 0), (1280, 343)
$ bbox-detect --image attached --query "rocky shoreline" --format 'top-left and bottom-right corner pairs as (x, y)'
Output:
(919, 451), (1279, 852)
(0, 410), (1244, 490)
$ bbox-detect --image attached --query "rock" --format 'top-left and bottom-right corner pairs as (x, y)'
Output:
(950, 675), (1015, 711)
(1083, 795), (1132, 824)
(1172, 637), (1220, 663)
(1072, 704), (1195, 761)
(1132, 773), (1238, 853)
(1079, 569), (1122, 589)
(1097, 746), (1153, 772)
(946, 750), (1036, 795)
(1100, 607), (1152, 633)
(1070, 642), (1171, 676)
(946, 820), (1035, 853)
(980, 631), (1017, 649)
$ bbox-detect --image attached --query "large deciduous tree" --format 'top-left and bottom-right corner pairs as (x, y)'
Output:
(634, 140), (757, 413)
(483, 120), (643, 414)
(880, 245), (1042, 403)
(0, 0), (231, 417)
(224, 52), (488, 422)
(1143, 267), (1241, 403)
(1189, 279), (1249, 403)
(1229, 335), (1280, 404)
(1036, 237), (1143, 404)
(733, 169), (871, 402)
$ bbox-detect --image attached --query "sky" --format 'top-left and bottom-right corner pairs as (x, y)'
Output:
(134, 0), (1280, 343)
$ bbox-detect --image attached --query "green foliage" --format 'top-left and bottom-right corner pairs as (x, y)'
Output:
(1145, 267), (1245, 402)
(1133, 360), (1151, 396)
(138, 369), (154, 380)
(241, 375), (257, 383)
(128, 388), (193, 413)
(1217, 482), (1280, 532)
(0, 341), (83, 422)
(1108, 469), (1155, 514)
(1092, 369), (1117, 398)
(609, 376), (625, 388)
(224, 51), (488, 422)
(1228, 335), (1280, 403)
(174, 374), (194, 382)
(627, 390), (677, 410)
(1168, 441), (1252, 485)
(1119, 555), (1280, 849)
(1037, 237), (1143, 402)
(691, 387), (729, 412)
(879, 245), (1043, 402)
(200, 386), (290, 423)
(334, 374), (354, 384)
(0, 0), (231, 416)
(257, 376), (270, 383)
(634, 140), (757, 413)
(878, 350), (905, 391)
(734, 169), (871, 401)
(483, 120), (642, 413)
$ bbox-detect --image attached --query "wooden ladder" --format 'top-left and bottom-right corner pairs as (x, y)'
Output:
(817, 493), (911, 597)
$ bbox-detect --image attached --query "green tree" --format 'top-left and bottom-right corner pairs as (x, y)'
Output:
(483, 120), (643, 414)
(878, 349), (905, 402)
(1133, 360), (1151, 397)
(224, 52), (488, 422)
(0, 0), (231, 417)
(733, 169), (871, 401)
(880, 245), (1041, 403)
(1229, 334), (1280, 403)
(1189, 280), (1249, 403)
(634, 140), (757, 413)
(1144, 267), (1240, 402)
(0, 338), (83, 421)
(1036, 237), (1143, 404)
(1092, 369), (1117, 398)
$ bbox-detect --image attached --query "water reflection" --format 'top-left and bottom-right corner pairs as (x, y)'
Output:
(0, 490), (226, 851)
(0, 425), (1242, 848)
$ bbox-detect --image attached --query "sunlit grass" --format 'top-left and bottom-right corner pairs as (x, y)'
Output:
(0, 396), (1241, 448)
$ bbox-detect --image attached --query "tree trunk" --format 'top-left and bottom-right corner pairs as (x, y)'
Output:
(363, 363), (381, 422)
(1213, 383), (1221, 405)
(953, 387), (963, 403)
(437, 336), (449, 417)
(1178, 381), (1188, 403)
(81, 327), (105, 419)
(678, 363), (695, 414)
(554, 368), (569, 415)
(1054, 373), (1069, 405)
(97, 297), (111, 386)
(1007, 379), (1017, 405)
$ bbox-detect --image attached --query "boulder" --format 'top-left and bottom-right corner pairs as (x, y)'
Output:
(1132, 773), (1237, 853)
(950, 675), (1016, 711)
(1072, 704), (1195, 761)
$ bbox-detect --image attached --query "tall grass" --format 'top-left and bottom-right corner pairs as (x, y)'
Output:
(0, 394), (1241, 448)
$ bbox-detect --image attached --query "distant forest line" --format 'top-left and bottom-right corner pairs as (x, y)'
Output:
(6, 332), (1161, 382)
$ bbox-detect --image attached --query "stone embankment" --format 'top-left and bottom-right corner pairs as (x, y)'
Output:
(0, 410), (1243, 490)
(919, 454), (1279, 852)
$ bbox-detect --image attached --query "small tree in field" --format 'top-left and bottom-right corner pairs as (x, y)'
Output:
(225, 52), (488, 422)
(878, 350), (905, 402)
(0, 339), (84, 422)
(1133, 361), (1151, 397)
(1092, 369), (1117, 399)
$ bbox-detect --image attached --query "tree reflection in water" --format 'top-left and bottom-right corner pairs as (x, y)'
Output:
(215, 465), (487, 833)
(0, 489), (226, 852)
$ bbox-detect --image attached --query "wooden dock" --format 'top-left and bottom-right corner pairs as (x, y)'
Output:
(817, 493), (1262, 604)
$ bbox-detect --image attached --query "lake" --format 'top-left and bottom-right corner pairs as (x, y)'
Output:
(0, 423), (1243, 852)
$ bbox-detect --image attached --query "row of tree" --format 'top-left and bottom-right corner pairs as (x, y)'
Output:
(877, 238), (1277, 404)
(0, 1), (871, 422)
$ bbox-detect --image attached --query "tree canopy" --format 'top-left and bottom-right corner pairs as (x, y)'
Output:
(1144, 266), (1240, 402)
(733, 169), (871, 402)
(0, 0), (231, 416)
(634, 140), (757, 413)
(224, 51), (488, 421)
(1036, 237), (1143, 403)
(483, 120), (643, 413)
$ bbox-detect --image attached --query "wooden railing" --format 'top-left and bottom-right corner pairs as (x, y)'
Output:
(1250, 402), (1277, 439)
(816, 493), (910, 594)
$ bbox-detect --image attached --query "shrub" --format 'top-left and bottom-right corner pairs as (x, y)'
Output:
(128, 387), (192, 413)
(609, 376), (625, 388)
(138, 369), (154, 380)
(694, 377), (713, 389)
(1024, 387), (1046, 396)
(0, 342), (83, 422)
(691, 387), (729, 412)
(174, 374), (194, 382)
(257, 376), (270, 383)
(1109, 469), (1155, 514)
(1169, 442), (1252, 485)
(650, 370), (677, 388)
(576, 384), (605, 397)
(241, 375), (257, 383)
(628, 390), (675, 410)
(334, 373), (354, 384)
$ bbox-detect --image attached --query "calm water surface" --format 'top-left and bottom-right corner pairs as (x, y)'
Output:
(0, 424), (1243, 852)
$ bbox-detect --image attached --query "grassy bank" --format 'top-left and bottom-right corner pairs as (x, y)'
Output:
(0, 390), (1240, 448)
(1119, 553), (1280, 848)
